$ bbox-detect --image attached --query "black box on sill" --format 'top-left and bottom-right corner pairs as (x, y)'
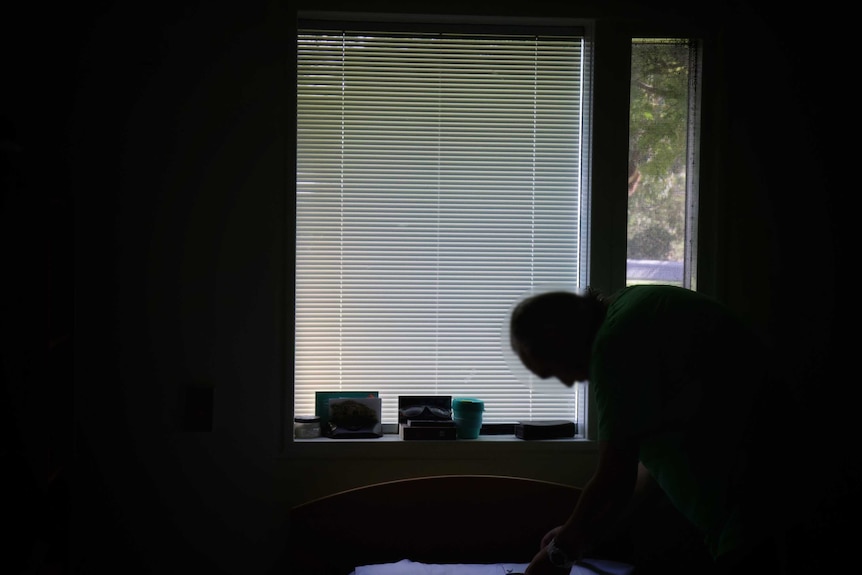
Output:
(407, 419), (456, 427)
(515, 420), (576, 440)
(400, 423), (457, 440)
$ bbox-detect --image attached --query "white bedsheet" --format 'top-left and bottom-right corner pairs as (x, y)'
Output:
(351, 558), (635, 575)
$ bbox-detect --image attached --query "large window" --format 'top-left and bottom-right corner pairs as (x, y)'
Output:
(294, 15), (702, 436)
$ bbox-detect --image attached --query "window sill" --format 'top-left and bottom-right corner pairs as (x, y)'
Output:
(282, 433), (596, 459)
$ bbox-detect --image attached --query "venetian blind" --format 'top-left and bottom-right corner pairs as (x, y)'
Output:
(295, 21), (589, 427)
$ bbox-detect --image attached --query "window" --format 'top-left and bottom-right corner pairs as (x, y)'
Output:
(293, 15), (702, 437)
(626, 39), (700, 289)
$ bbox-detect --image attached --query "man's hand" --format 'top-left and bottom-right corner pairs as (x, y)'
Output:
(524, 526), (574, 575)
(523, 544), (571, 575)
(540, 526), (563, 550)
(526, 440), (639, 574)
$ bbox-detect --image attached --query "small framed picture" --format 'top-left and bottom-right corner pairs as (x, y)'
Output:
(314, 391), (378, 432)
(398, 395), (452, 424)
(328, 396), (383, 438)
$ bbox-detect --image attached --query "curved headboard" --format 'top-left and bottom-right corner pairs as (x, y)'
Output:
(289, 474), (582, 575)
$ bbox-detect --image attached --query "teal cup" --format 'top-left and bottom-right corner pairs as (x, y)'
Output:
(452, 397), (484, 439)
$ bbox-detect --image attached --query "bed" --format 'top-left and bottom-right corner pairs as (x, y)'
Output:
(289, 474), (636, 575)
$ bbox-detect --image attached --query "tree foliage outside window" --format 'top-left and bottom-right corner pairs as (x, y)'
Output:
(627, 39), (692, 265)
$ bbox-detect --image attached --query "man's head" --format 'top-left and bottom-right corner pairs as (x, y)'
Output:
(509, 289), (605, 386)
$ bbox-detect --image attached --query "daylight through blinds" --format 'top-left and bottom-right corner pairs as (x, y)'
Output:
(295, 25), (588, 427)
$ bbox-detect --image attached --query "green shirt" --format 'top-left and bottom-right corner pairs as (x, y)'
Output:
(591, 285), (788, 559)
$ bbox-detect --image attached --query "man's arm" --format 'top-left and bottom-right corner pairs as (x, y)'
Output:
(527, 438), (640, 575)
(613, 461), (658, 525)
(556, 439), (639, 555)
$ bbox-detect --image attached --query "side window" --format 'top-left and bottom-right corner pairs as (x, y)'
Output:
(627, 39), (700, 289)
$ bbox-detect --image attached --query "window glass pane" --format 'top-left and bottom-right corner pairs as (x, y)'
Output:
(627, 39), (699, 288)
(296, 27), (587, 427)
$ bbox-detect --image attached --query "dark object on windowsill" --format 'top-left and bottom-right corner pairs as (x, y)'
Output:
(480, 423), (515, 435)
(400, 424), (457, 440)
(328, 426), (383, 439)
(515, 420), (576, 440)
(400, 418), (457, 440)
(315, 391), (379, 432)
(294, 416), (321, 439)
(328, 397), (383, 438)
(398, 395), (452, 423)
(407, 419), (455, 427)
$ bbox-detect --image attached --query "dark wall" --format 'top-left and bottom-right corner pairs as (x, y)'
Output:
(3, 3), (79, 573)
(1, 1), (852, 574)
(4, 2), (287, 573)
(718, 3), (847, 439)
